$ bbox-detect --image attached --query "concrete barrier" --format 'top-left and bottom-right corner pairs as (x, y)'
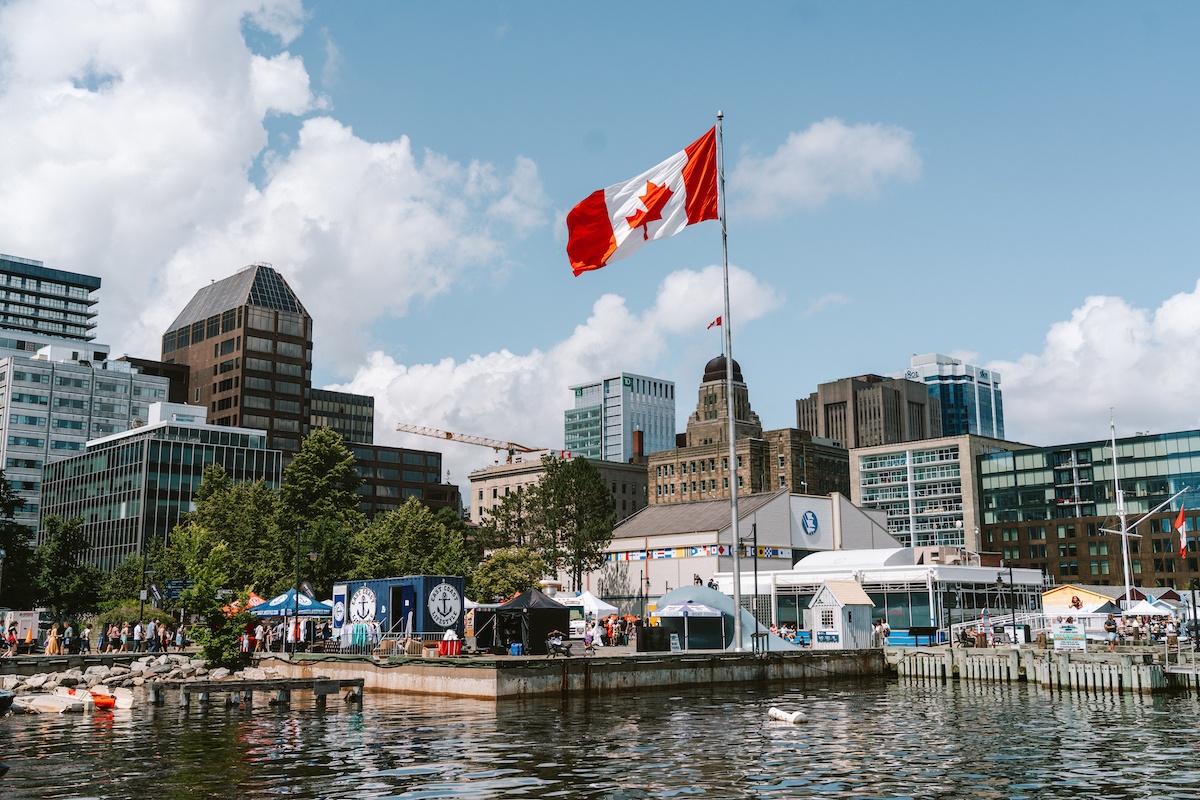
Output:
(263, 650), (887, 699)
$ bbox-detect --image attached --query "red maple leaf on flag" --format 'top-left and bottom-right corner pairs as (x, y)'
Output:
(625, 180), (674, 240)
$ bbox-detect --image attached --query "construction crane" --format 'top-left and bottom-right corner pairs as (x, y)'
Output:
(396, 424), (554, 464)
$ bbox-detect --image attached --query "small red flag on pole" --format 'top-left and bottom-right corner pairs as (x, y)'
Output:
(707, 316), (722, 330)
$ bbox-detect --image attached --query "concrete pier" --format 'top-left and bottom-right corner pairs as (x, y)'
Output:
(889, 645), (1193, 694)
(263, 650), (887, 699)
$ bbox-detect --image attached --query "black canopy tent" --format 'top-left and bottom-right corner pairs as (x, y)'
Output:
(472, 588), (570, 655)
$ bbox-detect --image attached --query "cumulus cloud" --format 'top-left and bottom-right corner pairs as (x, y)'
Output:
(0, 0), (547, 365)
(991, 282), (1200, 445)
(330, 265), (781, 484)
(730, 118), (921, 217)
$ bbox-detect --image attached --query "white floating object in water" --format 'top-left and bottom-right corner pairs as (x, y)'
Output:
(768, 706), (805, 724)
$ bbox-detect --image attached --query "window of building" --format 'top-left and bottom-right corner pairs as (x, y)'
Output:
(246, 336), (273, 353)
(820, 609), (835, 628)
(275, 399), (301, 414)
(277, 341), (304, 359)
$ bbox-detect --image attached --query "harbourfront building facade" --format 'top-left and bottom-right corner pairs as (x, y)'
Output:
(648, 356), (851, 505)
(39, 402), (282, 571)
(796, 374), (941, 449)
(469, 455), (649, 526)
(564, 372), (675, 462)
(1, 348), (171, 529)
(850, 434), (1028, 552)
(890, 353), (1005, 439)
(978, 429), (1200, 590)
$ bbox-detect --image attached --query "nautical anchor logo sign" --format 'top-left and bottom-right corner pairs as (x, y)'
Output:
(428, 582), (461, 627)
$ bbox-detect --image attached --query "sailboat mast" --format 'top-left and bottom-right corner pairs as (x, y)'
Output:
(1112, 412), (1132, 607)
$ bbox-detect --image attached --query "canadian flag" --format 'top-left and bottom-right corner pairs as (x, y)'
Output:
(567, 128), (719, 276)
(707, 315), (722, 330)
(1176, 505), (1188, 559)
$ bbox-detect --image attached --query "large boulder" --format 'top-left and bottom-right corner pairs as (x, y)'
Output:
(209, 667), (231, 680)
(24, 674), (47, 689)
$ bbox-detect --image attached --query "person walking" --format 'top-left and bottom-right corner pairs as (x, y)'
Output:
(1104, 613), (1119, 652)
(45, 623), (61, 655)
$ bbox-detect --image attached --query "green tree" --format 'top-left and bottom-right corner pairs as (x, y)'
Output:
(0, 471), (37, 609)
(277, 428), (364, 596)
(33, 515), (104, 616)
(189, 465), (284, 593)
(527, 457), (615, 591)
(352, 498), (472, 579)
(278, 428), (363, 525)
(100, 554), (144, 609)
(474, 485), (533, 553)
(471, 546), (547, 603)
(171, 523), (249, 669)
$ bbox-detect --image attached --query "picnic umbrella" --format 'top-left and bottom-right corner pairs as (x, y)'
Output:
(251, 588), (334, 618)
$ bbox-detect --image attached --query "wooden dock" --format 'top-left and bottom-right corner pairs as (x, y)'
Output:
(149, 677), (364, 709)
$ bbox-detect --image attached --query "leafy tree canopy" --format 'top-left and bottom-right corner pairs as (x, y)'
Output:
(352, 498), (471, 580)
(0, 470), (37, 609)
(33, 516), (104, 617)
(471, 546), (547, 604)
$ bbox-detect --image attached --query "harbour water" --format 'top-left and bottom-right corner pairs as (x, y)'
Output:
(3, 677), (1200, 799)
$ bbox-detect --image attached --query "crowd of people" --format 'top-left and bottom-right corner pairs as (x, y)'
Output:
(2, 619), (189, 656)
(584, 614), (644, 648)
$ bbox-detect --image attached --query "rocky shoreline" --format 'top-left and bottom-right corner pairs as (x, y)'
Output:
(1, 655), (285, 696)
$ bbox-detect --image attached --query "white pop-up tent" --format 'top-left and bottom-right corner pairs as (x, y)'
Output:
(1122, 599), (1168, 617)
(558, 591), (619, 619)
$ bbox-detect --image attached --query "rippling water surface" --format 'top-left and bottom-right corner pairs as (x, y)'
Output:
(3, 677), (1200, 799)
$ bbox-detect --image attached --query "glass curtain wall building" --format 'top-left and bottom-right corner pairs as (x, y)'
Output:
(891, 353), (1005, 439)
(979, 429), (1200, 589)
(565, 373), (675, 462)
(0, 253), (101, 345)
(40, 403), (282, 571)
(0, 351), (170, 530)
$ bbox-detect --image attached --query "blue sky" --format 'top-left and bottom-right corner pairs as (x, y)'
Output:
(1, 2), (1199, 482)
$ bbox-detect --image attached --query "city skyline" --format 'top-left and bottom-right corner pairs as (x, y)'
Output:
(2, 3), (1200, 486)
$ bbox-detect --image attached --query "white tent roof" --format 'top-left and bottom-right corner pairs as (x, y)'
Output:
(1123, 599), (1169, 616)
(558, 591), (619, 618)
(794, 548), (914, 570)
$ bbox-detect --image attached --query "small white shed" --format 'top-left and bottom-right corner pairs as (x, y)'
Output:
(807, 580), (876, 650)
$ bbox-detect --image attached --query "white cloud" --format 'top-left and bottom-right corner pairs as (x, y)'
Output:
(0, 0), (547, 368)
(730, 118), (921, 217)
(803, 292), (850, 317)
(331, 265), (781, 485)
(991, 281), (1200, 445)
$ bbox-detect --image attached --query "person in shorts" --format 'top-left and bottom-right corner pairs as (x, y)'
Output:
(1104, 613), (1119, 652)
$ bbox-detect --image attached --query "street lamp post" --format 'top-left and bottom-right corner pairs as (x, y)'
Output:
(291, 539), (318, 655)
(139, 562), (155, 627)
(997, 563), (1016, 642)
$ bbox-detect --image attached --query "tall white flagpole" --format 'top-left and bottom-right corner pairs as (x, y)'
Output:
(717, 110), (744, 652)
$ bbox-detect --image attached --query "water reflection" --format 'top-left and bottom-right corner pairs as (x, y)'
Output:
(2, 678), (1200, 799)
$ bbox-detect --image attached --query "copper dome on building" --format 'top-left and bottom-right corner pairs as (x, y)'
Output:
(702, 355), (743, 383)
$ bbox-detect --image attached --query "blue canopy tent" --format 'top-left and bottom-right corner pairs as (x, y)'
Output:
(251, 589), (333, 618)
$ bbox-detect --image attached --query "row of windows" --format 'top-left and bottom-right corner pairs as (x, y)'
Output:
(162, 308), (242, 353)
(657, 477), (739, 495)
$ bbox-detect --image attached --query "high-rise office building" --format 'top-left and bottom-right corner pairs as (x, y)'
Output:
(311, 388), (374, 445)
(796, 374), (941, 449)
(160, 264), (460, 515)
(0, 253), (101, 349)
(0, 346), (171, 529)
(161, 264), (312, 454)
(40, 402), (282, 571)
(565, 373), (676, 462)
(890, 353), (1004, 439)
